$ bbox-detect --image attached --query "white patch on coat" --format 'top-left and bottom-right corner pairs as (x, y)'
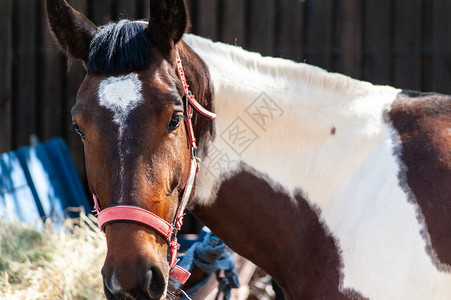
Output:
(183, 34), (451, 299)
(98, 73), (143, 203)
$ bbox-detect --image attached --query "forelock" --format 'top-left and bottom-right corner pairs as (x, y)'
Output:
(88, 20), (152, 75)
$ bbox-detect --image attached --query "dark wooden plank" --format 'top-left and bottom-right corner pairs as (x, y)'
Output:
(432, 0), (451, 94)
(14, 0), (38, 147)
(185, 0), (194, 28)
(0, 0), (13, 152)
(333, 0), (362, 79)
(38, 2), (65, 141)
(220, 0), (246, 47)
(247, 0), (276, 56)
(276, 0), (304, 62)
(303, 0), (334, 70)
(392, 0), (422, 90)
(90, 0), (114, 25)
(363, 0), (392, 85)
(194, 0), (218, 40)
(116, 0), (137, 20)
(66, 0), (89, 185)
(421, 0), (434, 92)
(135, 0), (149, 20)
(66, 62), (87, 189)
(186, 0), (199, 35)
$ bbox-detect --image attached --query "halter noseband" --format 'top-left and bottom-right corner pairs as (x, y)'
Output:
(93, 52), (216, 284)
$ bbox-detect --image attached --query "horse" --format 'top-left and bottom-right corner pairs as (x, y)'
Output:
(46, 0), (451, 299)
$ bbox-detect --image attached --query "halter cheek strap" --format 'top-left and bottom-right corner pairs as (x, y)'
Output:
(176, 53), (216, 121)
(92, 52), (215, 285)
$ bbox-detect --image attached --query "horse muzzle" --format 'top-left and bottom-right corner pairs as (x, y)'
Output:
(101, 222), (170, 300)
(102, 259), (167, 300)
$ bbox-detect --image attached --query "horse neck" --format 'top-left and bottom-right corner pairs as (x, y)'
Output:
(184, 34), (400, 208)
(183, 35), (402, 297)
(185, 35), (451, 299)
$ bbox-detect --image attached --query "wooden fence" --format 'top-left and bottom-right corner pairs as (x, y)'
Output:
(1, 0), (451, 230)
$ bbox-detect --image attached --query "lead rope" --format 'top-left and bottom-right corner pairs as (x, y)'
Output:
(179, 289), (193, 300)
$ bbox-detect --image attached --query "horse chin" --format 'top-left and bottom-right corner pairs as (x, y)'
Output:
(103, 287), (170, 300)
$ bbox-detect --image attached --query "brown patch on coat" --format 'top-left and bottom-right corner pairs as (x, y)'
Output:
(390, 90), (451, 270)
(191, 166), (367, 300)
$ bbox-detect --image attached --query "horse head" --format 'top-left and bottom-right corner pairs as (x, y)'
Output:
(46, 0), (214, 298)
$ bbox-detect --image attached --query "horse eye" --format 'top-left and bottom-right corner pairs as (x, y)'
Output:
(167, 114), (182, 132)
(72, 123), (86, 140)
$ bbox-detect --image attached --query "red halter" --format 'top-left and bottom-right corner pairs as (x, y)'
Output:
(93, 52), (216, 284)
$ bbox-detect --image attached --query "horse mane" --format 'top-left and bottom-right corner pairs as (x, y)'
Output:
(88, 20), (152, 75)
(183, 34), (374, 97)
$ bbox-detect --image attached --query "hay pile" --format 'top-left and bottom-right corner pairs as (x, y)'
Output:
(0, 214), (106, 300)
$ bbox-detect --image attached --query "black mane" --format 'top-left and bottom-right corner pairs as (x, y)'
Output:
(88, 20), (152, 75)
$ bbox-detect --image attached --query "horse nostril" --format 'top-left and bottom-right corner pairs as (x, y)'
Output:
(145, 266), (166, 299)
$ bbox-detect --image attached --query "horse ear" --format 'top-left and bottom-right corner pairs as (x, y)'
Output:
(147, 0), (189, 56)
(45, 0), (97, 63)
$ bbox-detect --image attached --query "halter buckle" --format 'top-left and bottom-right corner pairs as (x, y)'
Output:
(185, 91), (194, 119)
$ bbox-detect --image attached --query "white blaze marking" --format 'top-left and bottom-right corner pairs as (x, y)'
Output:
(98, 73), (143, 203)
(99, 73), (143, 132)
